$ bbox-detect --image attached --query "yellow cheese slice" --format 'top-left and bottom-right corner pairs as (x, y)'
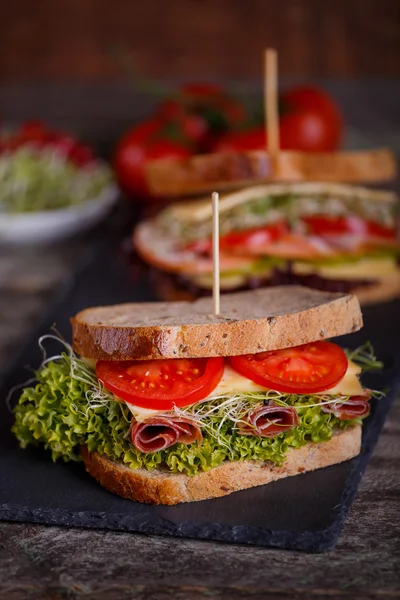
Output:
(293, 257), (398, 281)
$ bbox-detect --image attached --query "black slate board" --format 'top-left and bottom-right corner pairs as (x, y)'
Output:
(0, 226), (399, 552)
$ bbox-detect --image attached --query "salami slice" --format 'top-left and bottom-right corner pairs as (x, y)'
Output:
(321, 394), (371, 420)
(131, 416), (202, 453)
(239, 402), (299, 437)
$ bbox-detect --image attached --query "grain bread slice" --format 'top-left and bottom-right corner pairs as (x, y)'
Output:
(145, 147), (396, 197)
(71, 286), (362, 361)
(81, 425), (361, 505)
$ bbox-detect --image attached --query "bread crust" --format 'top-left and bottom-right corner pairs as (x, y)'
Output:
(71, 286), (362, 360)
(81, 425), (361, 505)
(145, 148), (396, 197)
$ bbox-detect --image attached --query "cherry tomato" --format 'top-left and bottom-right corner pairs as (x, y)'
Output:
(303, 215), (397, 240)
(114, 122), (192, 198)
(279, 86), (343, 152)
(228, 342), (348, 394)
(96, 357), (224, 410)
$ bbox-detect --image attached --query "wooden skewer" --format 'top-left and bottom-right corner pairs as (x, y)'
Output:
(212, 191), (220, 316)
(264, 48), (280, 158)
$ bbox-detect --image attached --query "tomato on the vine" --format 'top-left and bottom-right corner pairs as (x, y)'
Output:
(157, 83), (247, 151)
(97, 357), (225, 410)
(213, 85), (343, 154)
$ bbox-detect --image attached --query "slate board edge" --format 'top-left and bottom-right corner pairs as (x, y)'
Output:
(0, 387), (396, 553)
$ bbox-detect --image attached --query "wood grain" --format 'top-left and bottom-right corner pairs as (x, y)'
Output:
(0, 0), (399, 80)
(0, 402), (399, 599)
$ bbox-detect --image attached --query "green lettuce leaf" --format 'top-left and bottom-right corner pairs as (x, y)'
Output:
(12, 353), (362, 476)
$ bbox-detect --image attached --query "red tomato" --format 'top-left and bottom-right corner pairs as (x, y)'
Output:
(220, 222), (288, 250)
(46, 133), (77, 156)
(17, 120), (48, 143)
(212, 127), (266, 153)
(113, 121), (192, 198)
(96, 357), (224, 410)
(279, 86), (343, 152)
(228, 342), (348, 394)
(158, 100), (207, 147)
(157, 83), (247, 150)
(68, 144), (94, 167)
(187, 222), (287, 255)
(303, 215), (397, 240)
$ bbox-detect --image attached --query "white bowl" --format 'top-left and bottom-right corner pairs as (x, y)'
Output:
(0, 185), (118, 244)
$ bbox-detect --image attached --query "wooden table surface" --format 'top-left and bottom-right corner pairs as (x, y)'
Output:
(0, 82), (399, 599)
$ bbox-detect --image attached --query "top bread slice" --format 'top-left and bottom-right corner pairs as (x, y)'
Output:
(145, 148), (397, 197)
(71, 286), (362, 360)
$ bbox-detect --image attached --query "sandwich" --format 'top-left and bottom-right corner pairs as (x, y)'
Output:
(144, 147), (397, 198)
(12, 286), (383, 505)
(134, 182), (400, 305)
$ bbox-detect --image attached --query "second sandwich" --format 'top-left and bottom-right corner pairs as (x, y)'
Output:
(135, 182), (400, 304)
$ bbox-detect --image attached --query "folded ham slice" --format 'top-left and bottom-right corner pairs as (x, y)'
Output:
(321, 394), (371, 420)
(239, 402), (300, 437)
(131, 416), (202, 453)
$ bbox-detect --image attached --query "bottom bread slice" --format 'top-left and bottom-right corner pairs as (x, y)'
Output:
(81, 425), (361, 505)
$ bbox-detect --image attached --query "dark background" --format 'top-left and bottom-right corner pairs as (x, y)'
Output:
(0, 0), (399, 80)
(1, 0), (399, 152)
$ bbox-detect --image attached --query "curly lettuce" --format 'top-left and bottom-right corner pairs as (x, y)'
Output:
(12, 350), (363, 476)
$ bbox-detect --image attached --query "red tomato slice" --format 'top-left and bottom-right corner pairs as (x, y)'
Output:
(228, 342), (348, 393)
(303, 215), (397, 240)
(219, 222), (288, 250)
(186, 223), (288, 255)
(96, 357), (224, 410)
